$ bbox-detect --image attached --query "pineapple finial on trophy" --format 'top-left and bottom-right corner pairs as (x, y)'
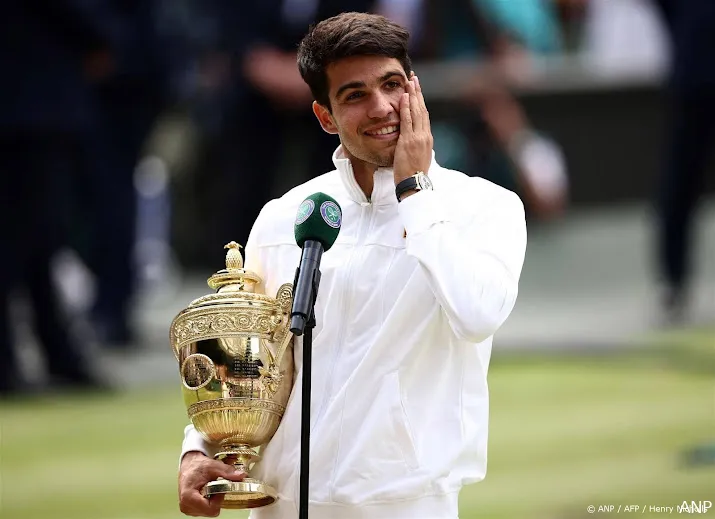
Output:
(224, 241), (244, 270)
(206, 242), (259, 292)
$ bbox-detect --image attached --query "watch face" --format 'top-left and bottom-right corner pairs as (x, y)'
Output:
(418, 174), (433, 190)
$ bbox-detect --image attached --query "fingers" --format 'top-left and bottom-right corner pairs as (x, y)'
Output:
(402, 77), (429, 134)
(193, 456), (247, 483)
(394, 74), (433, 180)
(399, 92), (412, 136)
(213, 462), (248, 482)
(407, 79), (423, 133)
(179, 455), (247, 517)
(413, 76), (430, 132)
(180, 488), (222, 517)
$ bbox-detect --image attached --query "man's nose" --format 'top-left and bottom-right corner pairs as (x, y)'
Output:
(367, 92), (395, 119)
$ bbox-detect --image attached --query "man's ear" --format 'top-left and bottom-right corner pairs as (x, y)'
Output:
(313, 101), (338, 135)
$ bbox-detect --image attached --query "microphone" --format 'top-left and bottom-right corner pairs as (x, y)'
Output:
(290, 192), (342, 335)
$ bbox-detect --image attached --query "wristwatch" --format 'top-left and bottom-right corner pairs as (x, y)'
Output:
(395, 172), (433, 202)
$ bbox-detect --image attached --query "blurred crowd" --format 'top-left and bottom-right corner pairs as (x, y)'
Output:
(1, 0), (713, 396)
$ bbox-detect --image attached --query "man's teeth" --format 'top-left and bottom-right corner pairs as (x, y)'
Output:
(369, 125), (398, 135)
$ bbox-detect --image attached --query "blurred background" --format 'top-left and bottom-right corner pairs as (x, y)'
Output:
(1, 1), (713, 518)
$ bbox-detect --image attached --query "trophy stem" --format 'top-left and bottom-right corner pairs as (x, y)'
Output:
(216, 444), (260, 472)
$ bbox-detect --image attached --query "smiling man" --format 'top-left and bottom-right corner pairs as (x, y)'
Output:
(178, 12), (527, 519)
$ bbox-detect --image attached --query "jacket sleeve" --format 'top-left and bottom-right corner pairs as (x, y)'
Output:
(179, 424), (212, 465)
(399, 185), (527, 343)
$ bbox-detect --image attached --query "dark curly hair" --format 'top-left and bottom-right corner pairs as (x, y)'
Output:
(297, 12), (412, 111)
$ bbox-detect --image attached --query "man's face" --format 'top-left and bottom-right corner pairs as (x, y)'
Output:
(313, 56), (408, 168)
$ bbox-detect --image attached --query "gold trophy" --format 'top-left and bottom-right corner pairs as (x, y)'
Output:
(170, 242), (294, 509)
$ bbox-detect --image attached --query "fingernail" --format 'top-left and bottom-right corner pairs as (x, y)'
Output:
(415, 76), (420, 87)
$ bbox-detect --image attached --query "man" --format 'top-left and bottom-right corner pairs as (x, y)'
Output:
(651, 0), (715, 322)
(178, 12), (527, 518)
(0, 0), (116, 394)
(76, 0), (168, 347)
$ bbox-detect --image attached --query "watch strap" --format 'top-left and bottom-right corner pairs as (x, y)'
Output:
(395, 176), (419, 202)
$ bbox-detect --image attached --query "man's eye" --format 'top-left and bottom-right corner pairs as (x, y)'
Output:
(385, 81), (401, 89)
(346, 91), (364, 101)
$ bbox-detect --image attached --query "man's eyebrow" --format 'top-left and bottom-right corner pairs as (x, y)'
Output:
(335, 81), (366, 100)
(379, 70), (406, 82)
(334, 70), (406, 100)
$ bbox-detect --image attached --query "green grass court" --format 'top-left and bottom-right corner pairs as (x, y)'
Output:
(1, 330), (713, 519)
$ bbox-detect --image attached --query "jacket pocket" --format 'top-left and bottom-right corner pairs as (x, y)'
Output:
(330, 371), (420, 504)
(387, 371), (420, 471)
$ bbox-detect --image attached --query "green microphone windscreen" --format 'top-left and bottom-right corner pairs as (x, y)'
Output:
(294, 192), (342, 251)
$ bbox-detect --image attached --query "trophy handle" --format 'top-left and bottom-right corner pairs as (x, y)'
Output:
(274, 328), (294, 373)
(271, 283), (294, 367)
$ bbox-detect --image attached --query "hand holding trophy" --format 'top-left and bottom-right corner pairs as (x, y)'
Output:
(171, 242), (293, 509)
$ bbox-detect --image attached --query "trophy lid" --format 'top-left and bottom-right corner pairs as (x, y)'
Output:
(207, 241), (262, 293)
(170, 241), (289, 359)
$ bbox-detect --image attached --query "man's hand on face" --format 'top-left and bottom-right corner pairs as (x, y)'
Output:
(393, 75), (434, 186)
(178, 452), (247, 517)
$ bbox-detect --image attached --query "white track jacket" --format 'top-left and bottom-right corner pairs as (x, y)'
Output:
(181, 146), (527, 519)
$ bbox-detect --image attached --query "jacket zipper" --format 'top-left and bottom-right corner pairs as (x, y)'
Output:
(312, 200), (371, 432)
(300, 164), (380, 503)
(304, 171), (376, 502)
(311, 162), (372, 431)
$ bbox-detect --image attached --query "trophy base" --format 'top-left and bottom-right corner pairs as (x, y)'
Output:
(204, 478), (277, 509)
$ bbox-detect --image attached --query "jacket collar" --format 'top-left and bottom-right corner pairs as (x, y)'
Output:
(331, 145), (437, 206)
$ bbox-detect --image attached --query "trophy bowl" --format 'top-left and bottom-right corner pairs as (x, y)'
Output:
(170, 242), (294, 509)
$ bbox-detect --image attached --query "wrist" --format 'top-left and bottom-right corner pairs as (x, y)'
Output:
(397, 189), (418, 202)
(180, 450), (209, 469)
(395, 172), (433, 202)
(182, 450), (208, 462)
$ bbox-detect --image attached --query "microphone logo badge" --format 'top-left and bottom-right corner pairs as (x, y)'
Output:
(295, 199), (315, 225)
(320, 201), (342, 229)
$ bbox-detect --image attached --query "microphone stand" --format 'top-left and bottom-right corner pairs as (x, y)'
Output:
(293, 271), (319, 519)
(299, 307), (315, 519)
